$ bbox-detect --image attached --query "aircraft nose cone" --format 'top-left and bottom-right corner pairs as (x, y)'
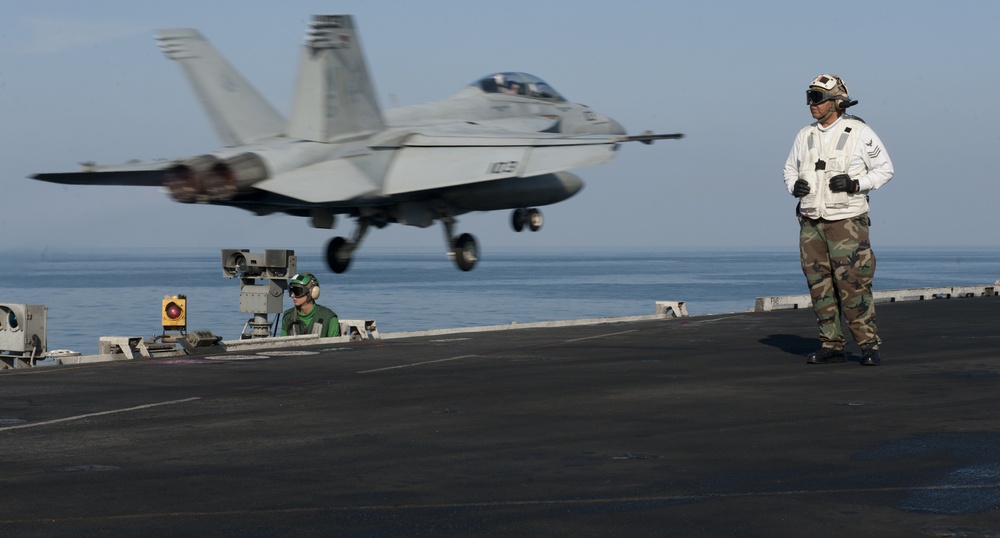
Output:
(557, 172), (584, 195)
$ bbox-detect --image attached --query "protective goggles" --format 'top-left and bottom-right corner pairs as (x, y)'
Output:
(806, 89), (838, 105)
(289, 285), (309, 298)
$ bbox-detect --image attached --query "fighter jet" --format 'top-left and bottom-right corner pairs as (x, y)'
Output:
(32, 14), (682, 273)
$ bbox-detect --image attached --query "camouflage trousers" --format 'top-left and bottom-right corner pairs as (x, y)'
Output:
(798, 213), (880, 350)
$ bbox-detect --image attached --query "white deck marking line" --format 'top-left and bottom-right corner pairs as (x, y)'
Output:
(358, 355), (479, 374)
(359, 330), (639, 373)
(0, 397), (202, 432)
(564, 329), (639, 343)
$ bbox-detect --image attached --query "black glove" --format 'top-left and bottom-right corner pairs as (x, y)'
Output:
(829, 174), (859, 193)
(792, 179), (810, 198)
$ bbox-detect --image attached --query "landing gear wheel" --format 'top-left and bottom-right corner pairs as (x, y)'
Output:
(453, 233), (479, 271)
(528, 208), (543, 232)
(512, 208), (526, 232)
(326, 236), (352, 274)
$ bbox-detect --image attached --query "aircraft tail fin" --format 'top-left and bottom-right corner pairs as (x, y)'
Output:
(287, 14), (386, 142)
(155, 29), (286, 147)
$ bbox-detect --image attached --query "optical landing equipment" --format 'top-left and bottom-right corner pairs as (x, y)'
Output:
(221, 249), (296, 338)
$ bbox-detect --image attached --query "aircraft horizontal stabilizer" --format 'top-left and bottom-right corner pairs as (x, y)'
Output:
(32, 169), (166, 187)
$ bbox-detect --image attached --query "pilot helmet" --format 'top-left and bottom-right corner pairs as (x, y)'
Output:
(806, 74), (851, 110)
(289, 272), (320, 301)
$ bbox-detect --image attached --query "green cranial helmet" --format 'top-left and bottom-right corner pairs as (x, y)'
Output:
(288, 273), (320, 300)
(290, 273), (316, 287)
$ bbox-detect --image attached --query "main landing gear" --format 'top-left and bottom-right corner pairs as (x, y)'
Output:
(324, 217), (481, 273)
(511, 208), (543, 232)
(324, 209), (542, 273)
(325, 220), (370, 274)
(443, 218), (478, 272)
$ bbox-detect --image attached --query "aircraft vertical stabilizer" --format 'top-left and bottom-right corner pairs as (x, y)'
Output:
(287, 15), (386, 142)
(156, 29), (286, 147)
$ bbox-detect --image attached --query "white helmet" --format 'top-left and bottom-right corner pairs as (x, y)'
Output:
(806, 74), (855, 110)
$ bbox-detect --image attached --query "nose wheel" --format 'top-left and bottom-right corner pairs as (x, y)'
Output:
(511, 208), (543, 232)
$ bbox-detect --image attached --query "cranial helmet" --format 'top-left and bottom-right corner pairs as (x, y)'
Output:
(289, 272), (320, 301)
(807, 74), (855, 110)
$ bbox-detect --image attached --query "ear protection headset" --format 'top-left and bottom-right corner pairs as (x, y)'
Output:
(304, 273), (321, 300)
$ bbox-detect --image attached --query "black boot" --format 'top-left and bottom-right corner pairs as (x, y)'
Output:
(806, 347), (846, 364)
(860, 346), (881, 366)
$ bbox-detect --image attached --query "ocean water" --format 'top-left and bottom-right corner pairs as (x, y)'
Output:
(1, 246), (998, 355)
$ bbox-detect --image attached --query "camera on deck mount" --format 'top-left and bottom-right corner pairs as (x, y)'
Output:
(221, 249), (297, 338)
(221, 249), (296, 279)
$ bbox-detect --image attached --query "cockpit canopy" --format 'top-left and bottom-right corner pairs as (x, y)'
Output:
(472, 72), (566, 102)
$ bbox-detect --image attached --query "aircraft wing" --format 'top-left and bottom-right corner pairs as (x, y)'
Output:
(251, 157), (382, 204)
(381, 132), (620, 196)
(245, 122), (681, 203)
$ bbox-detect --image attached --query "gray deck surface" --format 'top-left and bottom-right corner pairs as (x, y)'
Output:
(2, 297), (999, 537)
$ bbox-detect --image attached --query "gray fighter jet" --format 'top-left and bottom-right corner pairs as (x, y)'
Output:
(32, 14), (682, 272)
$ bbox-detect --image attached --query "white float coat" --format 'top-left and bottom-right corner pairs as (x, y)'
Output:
(783, 115), (894, 220)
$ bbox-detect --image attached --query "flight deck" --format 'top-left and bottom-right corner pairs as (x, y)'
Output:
(1, 295), (999, 536)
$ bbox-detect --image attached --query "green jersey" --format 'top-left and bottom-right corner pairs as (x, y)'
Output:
(280, 304), (340, 337)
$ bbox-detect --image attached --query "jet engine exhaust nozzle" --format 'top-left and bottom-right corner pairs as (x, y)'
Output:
(165, 153), (270, 203)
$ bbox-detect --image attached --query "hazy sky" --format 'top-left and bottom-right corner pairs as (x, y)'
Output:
(3, 0), (998, 258)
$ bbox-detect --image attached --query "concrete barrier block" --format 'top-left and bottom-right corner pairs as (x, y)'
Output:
(655, 301), (689, 318)
(98, 336), (150, 360)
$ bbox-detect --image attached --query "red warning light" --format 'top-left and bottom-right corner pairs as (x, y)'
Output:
(165, 303), (183, 320)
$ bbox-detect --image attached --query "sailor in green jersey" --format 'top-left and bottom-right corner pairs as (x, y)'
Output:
(280, 272), (340, 337)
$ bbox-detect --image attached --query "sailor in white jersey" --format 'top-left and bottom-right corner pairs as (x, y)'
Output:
(783, 74), (894, 366)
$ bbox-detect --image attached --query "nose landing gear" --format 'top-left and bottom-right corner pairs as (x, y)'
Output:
(511, 208), (543, 232)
